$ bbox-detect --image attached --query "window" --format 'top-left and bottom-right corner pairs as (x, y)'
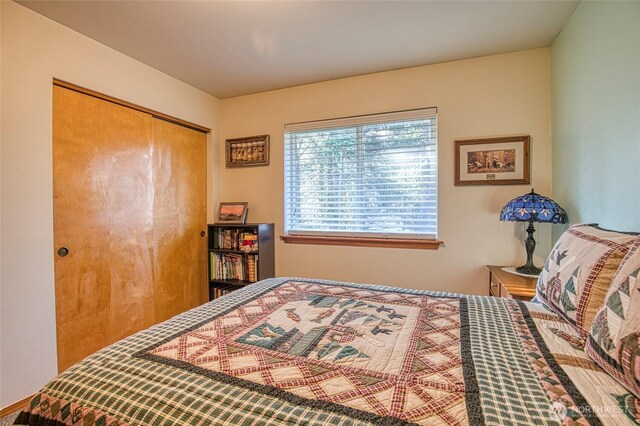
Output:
(284, 108), (438, 244)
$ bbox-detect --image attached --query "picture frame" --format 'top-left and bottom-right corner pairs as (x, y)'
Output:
(225, 135), (270, 168)
(454, 135), (530, 186)
(216, 202), (248, 224)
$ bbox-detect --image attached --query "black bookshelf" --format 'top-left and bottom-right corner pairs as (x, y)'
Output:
(207, 223), (274, 300)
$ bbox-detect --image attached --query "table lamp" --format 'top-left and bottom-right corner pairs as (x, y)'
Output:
(500, 189), (568, 275)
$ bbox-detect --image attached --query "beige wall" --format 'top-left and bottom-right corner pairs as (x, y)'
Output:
(0, 1), (220, 407)
(220, 48), (553, 293)
(551, 1), (640, 238)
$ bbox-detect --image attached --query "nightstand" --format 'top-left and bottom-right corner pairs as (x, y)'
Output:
(487, 265), (538, 301)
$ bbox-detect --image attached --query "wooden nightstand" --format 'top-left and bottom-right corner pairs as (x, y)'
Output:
(487, 265), (538, 301)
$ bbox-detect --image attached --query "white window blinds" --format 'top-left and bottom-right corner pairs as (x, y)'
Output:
(284, 108), (438, 239)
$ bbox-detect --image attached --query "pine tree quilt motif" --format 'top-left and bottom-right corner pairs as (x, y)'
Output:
(535, 224), (637, 338)
(586, 236), (640, 398)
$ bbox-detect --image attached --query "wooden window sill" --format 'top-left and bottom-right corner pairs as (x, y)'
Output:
(280, 235), (443, 250)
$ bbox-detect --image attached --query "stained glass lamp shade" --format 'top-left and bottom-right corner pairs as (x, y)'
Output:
(500, 189), (568, 275)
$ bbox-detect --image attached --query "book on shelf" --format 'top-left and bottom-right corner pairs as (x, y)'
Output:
(247, 255), (258, 282)
(212, 284), (238, 299)
(210, 252), (259, 283)
(217, 228), (259, 252)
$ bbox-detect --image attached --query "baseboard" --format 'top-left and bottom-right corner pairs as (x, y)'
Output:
(0, 394), (32, 417)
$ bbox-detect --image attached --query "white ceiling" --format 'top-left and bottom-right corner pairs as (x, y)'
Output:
(17, 0), (579, 99)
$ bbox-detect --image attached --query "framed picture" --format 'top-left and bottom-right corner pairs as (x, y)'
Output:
(216, 202), (248, 224)
(225, 135), (270, 167)
(454, 135), (530, 186)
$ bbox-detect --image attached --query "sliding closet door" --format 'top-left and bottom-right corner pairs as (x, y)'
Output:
(53, 86), (207, 371)
(152, 119), (207, 321)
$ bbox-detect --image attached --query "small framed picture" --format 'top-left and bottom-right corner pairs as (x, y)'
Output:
(454, 135), (530, 186)
(225, 135), (270, 167)
(216, 202), (248, 224)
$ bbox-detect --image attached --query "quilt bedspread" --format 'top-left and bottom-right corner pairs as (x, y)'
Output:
(15, 278), (640, 425)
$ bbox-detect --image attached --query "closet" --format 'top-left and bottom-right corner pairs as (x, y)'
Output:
(53, 82), (208, 371)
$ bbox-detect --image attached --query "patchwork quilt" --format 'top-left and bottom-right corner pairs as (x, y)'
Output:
(15, 278), (640, 425)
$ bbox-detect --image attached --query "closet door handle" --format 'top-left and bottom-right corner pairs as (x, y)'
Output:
(57, 247), (69, 257)
(200, 231), (206, 237)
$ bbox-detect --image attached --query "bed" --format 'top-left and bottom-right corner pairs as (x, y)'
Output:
(15, 225), (640, 425)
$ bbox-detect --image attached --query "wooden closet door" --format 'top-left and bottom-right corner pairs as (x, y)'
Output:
(152, 118), (207, 321)
(53, 86), (206, 371)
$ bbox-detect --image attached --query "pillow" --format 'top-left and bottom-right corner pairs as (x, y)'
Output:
(535, 224), (637, 338)
(585, 237), (640, 397)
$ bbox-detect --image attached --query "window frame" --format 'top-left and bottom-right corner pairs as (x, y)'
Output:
(282, 108), (442, 250)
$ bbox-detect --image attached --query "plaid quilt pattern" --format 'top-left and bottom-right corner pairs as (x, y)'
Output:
(15, 277), (635, 425)
(467, 297), (556, 424)
(15, 392), (127, 426)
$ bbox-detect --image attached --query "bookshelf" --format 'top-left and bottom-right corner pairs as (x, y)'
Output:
(208, 223), (274, 300)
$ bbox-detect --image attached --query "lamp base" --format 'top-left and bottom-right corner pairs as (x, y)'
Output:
(517, 219), (542, 276)
(515, 264), (542, 276)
